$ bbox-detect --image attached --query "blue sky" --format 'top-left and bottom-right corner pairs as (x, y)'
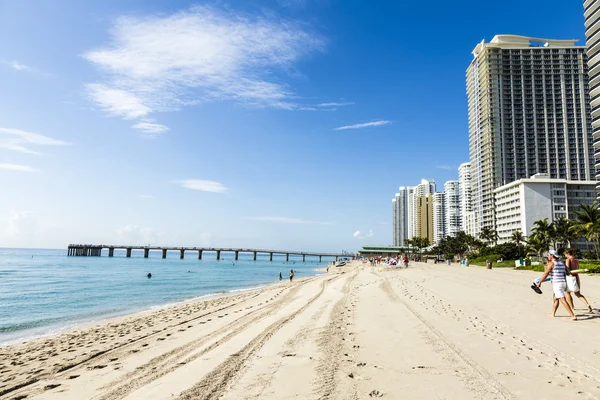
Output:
(0, 0), (589, 251)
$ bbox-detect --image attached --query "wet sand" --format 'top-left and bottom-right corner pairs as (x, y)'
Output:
(1, 261), (600, 399)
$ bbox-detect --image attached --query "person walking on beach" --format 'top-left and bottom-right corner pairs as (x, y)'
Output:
(564, 249), (594, 313)
(289, 269), (294, 282)
(403, 254), (409, 268)
(536, 250), (577, 320)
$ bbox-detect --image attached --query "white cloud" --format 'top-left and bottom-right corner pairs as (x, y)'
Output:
(353, 229), (374, 239)
(0, 163), (36, 172)
(116, 225), (164, 245)
(247, 216), (332, 225)
(317, 102), (354, 107)
(334, 120), (391, 131)
(175, 179), (228, 193)
(0, 127), (70, 155)
(84, 6), (323, 133)
(436, 165), (454, 171)
(9, 61), (34, 72)
(86, 84), (151, 119)
(132, 121), (170, 136)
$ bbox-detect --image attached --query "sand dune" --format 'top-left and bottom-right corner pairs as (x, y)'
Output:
(1, 262), (599, 399)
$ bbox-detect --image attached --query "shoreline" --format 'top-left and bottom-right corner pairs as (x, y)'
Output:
(0, 274), (316, 348)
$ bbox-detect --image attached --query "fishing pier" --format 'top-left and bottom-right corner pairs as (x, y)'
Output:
(67, 244), (350, 262)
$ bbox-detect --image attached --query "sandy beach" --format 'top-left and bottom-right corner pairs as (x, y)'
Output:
(2, 261), (600, 400)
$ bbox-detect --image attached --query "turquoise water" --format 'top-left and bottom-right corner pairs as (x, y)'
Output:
(0, 248), (331, 345)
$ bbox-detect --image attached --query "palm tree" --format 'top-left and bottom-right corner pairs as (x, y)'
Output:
(526, 234), (550, 258)
(575, 201), (600, 257)
(531, 218), (554, 248)
(480, 226), (499, 246)
(553, 217), (578, 249)
(511, 230), (526, 258)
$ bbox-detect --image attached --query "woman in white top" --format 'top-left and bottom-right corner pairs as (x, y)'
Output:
(536, 250), (577, 321)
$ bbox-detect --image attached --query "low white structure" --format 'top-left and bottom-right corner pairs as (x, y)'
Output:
(494, 174), (596, 244)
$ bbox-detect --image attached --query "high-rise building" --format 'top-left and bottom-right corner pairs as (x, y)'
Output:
(444, 181), (462, 237)
(584, 1), (600, 191)
(432, 192), (446, 244)
(458, 163), (474, 235)
(467, 35), (594, 237)
(407, 180), (435, 239)
(417, 194), (434, 244)
(391, 187), (410, 246)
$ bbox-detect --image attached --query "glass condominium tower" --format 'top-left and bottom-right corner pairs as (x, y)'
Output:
(466, 35), (594, 236)
(585, 0), (600, 191)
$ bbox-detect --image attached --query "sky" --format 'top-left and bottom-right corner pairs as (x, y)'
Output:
(0, 0), (590, 251)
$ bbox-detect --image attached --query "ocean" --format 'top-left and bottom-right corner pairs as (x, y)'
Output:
(0, 248), (331, 345)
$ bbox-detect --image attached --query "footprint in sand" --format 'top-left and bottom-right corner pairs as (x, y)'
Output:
(68, 375), (80, 379)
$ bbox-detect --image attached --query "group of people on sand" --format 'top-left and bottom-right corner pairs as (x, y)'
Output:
(535, 249), (594, 321)
(367, 255), (409, 268)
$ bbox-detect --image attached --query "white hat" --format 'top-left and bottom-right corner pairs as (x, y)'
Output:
(548, 250), (560, 258)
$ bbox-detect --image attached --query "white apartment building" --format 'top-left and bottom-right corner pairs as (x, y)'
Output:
(458, 163), (474, 235)
(433, 192), (446, 244)
(584, 0), (600, 190)
(392, 187), (410, 246)
(467, 35), (594, 238)
(494, 174), (596, 244)
(444, 180), (461, 237)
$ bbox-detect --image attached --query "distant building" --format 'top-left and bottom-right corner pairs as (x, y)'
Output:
(432, 192), (446, 244)
(392, 187), (410, 246)
(358, 246), (406, 258)
(444, 180), (461, 237)
(458, 163), (475, 236)
(467, 35), (594, 238)
(494, 174), (596, 245)
(417, 194), (434, 244)
(584, 0), (600, 192)
(408, 179), (435, 240)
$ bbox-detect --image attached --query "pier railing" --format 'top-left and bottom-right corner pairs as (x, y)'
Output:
(67, 244), (353, 262)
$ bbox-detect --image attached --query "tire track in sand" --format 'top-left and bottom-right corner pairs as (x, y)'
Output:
(96, 279), (324, 400)
(176, 272), (349, 400)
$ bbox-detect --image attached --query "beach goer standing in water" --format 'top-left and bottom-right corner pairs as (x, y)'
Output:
(279, 272), (282, 281)
(564, 249), (593, 313)
(536, 250), (577, 320)
(289, 269), (294, 282)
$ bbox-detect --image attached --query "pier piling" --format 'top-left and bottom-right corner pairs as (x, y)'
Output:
(144, 248), (149, 258)
(217, 250), (221, 260)
(180, 249), (185, 259)
(162, 249), (167, 259)
(253, 251), (257, 261)
(126, 248), (132, 258)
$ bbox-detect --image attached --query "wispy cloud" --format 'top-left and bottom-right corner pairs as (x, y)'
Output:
(9, 61), (34, 72)
(334, 120), (391, 131)
(175, 179), (228, 193)
(318, 102), (354, 107)
(0, 127), (70, 155)
(353, 229), (374, 239)
(132, 121), (170, 137)
(436, 165), (454, 171)
(1, 60), (51, 77)
(247, 216), (332, 225)
(84, 6), (324, 135)
(0, 163), (37, 172)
